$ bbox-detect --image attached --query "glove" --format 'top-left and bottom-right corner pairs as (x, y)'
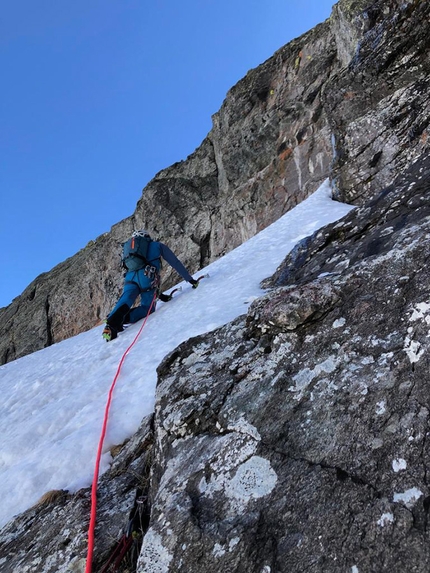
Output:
(190, 279), (199, 289)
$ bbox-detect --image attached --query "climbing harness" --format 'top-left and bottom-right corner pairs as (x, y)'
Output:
(124, 266), (160, 292)
(144, 265), (158, 281)
(85, 290), (157, 573)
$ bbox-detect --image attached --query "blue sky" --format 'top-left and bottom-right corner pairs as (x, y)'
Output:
(0, 0), (335, 308)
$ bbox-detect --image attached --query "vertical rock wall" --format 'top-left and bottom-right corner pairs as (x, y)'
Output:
(325, 0), (430, 203)
(2, 3), (430, 572)
(3, 0), (428, 363)
(0, 8), (347, 364)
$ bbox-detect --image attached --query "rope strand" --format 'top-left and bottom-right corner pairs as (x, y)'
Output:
(85, 292), (157, 573)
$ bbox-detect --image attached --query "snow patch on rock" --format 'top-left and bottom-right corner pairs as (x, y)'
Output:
(404, 331), (424, 363)
(409, 302), (430, 323)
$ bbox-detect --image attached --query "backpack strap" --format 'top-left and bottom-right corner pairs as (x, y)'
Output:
(128, 252), (150, 266)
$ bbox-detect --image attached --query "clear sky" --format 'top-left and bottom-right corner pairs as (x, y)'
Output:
(0, 0), (335, 308)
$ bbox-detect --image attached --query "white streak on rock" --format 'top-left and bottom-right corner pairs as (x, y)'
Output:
(227, 418), (261, 441)
(138, 528), (173, 573)
(392, 458), (407, 472)
(393, 487), (423, 508)
(403, 335), (424, 363)
(377, 512), (394, 527)
(332, 317), (346, 328)
(376, 401), (386, 415)
(290, 356), (338, 398)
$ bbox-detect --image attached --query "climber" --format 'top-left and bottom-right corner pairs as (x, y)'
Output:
(103, 230), (199, 341)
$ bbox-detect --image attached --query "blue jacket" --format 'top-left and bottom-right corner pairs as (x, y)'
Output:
(124, 240), (193, 292)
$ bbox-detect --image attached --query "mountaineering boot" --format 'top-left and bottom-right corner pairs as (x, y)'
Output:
(103, 304), (130, 342)
(102, 324), (118, 342)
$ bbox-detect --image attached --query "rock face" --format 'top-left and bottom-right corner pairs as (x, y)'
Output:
(0, 13), (340, 365)
(0, 228), (127, 363)
(326, 0), (430, 205)
(137, 150), (430, 573)
(2, 1), (430, 572)
(4, 0), (426, 364)
(0, 416), (153, 573)
(9, 151), (430, 572)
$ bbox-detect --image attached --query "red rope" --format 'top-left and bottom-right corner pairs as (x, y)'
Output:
(85, 292), (157, 573)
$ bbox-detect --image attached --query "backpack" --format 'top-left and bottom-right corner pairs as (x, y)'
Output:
(122, 234), (152, 271)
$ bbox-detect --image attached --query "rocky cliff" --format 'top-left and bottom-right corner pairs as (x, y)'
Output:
(135, 151), (430, 573)
(4, 0), (426, 364)
(0, 11), (337, 364)
(1, 0), (430, 572)
(326, 0), (430, 204)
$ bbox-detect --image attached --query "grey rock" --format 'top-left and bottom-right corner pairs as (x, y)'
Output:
(3, 1), (430, 573)
(330, 0), (375, 67)
(247, 278), (341, 334)
(0, 0), (370, 365)
(138, 152), (430, 572)
(0, 416), (153, 573)
(325, 0), (430, 204)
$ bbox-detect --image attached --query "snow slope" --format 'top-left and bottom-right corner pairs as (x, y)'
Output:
(0, 181), (354, 528)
